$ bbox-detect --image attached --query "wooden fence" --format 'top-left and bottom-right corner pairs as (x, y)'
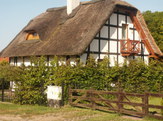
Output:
(69, 89), (163, 120)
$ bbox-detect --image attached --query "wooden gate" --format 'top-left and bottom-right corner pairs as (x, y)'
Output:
(69, 89), (163, 120)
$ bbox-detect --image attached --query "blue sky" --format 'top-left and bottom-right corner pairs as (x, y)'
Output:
(0, 0), (162, 52)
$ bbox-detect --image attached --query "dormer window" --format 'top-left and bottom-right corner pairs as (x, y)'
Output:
(26, 31), (40, 40)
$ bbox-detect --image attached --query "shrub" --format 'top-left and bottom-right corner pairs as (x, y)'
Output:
(1, 56), (162, 105)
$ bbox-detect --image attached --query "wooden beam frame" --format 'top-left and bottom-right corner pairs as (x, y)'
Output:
(117, 8), (158, 58)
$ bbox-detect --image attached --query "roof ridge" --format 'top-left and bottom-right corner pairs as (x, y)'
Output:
(46, 6), (66, 12)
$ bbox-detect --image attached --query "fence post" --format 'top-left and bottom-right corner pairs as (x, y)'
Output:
(118, 90), (124, 114)
(142, 93), (149, 116)
(68, 87), (72, 105)
(1, 78), (4, 102)
(117, 81), (123, 114)
(90, 89), (95, 110)
(61, 81), (64, 106)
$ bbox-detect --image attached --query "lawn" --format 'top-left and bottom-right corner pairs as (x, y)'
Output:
(0, 102), (161, 121)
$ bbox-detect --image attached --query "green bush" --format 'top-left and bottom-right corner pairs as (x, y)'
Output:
(0, 56), (162, 105)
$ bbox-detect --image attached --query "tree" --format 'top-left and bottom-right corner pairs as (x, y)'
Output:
(143, 11), (163, 52)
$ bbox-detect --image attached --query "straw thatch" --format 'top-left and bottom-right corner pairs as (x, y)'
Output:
(1, 0), (162, 58)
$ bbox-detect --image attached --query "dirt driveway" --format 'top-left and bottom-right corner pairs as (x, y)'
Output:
(0, 112), (97, 121)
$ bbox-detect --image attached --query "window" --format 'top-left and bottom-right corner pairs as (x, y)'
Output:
(122, 24), (128, 39)
(26, 31), (40, 40)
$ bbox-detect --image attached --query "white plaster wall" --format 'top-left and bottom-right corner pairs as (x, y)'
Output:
(24, 57), (31, 66)
(110, 27), (117, 39)
(80, 53), (87, 64)
(110, 41), (117, 53)
(118, 41), (121, 53)
(100, 54), (108, 59)
(129, 29), (134, 40)
(70, 58), (77, 66)
(144, 56), (149, 65)
(100, 41), (108, 52)
(110, 13), (117, 25)
(135, 31), (140, 41)
(101, 26), (108, 38)
(119, 15), (125, 26)
(144, 46), (149, 55)
(109, 55), (117, 66)
(90, 39), (98, 52)
(127, 16), (133, 28)
(10, 58), (14, 66)
(118, 28), (122, 40)
(119, 55), (125, 66)
(143, 44), (149, 55)
(17, 57), (23, 66)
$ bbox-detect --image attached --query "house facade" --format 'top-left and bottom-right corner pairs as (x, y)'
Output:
(0, 0), (162, 66)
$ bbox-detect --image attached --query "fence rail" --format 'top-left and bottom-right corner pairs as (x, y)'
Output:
(69, 89), (163, 120)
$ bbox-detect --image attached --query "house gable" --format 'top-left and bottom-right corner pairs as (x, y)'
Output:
(80, 8), (150, 66)
(1, 0), (162, 63)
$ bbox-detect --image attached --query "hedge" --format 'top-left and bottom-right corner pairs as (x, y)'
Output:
(0, 56), (162, 105)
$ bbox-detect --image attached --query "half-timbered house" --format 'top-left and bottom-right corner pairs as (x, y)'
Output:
(0, 0), (162, 66)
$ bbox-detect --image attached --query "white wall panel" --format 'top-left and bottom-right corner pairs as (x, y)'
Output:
(118, 41), (121, 53)
(10, 58), (14, 66)
(101, 26), (108, 38)
(10, 57), (14, 66)
(129, 29), (134, 40)
(24, 57), (31, 66)
(17, 57), (23, 66)
(135, 30), (140, 41)
(144, 56), (149, 65)
(110, 41), (117, 53)
(110, 27), (117, 39)
(119, 55), (125, 66)
(119, 15), (125, 26)
(100, 54), (108, 59)
(70, 59), (77, 66)
(90, 39), (99, 52)
(80, 53), (87, 64)
(100, 41), (108, 52)
(127, 16), (133, 28)
(109, 55), (117, 66)
(110, 13), (117, 25)
(118, 28), (122, 40)
(144, 45), (149, 55)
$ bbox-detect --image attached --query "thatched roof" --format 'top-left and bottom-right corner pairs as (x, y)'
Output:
(1, 0), (162, 58)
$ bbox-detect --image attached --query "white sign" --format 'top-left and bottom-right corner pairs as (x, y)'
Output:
(47, 86), (62, 100)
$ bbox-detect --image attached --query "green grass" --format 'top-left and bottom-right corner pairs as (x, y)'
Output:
(0, 102), (59, 115)
(0, 102), (161, 121)
(122, 96), (162, 114)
